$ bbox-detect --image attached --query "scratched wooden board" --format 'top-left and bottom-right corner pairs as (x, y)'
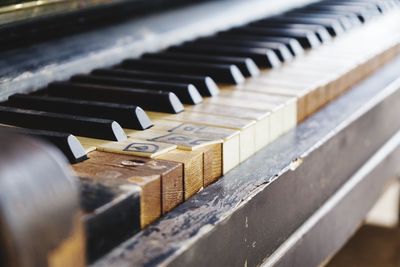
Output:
(93, 53), (400, 267)
(77, 135), (212, 199)
(73, 162), (161, 228)
(214, 90), (297, 140)
(125, 129), (223, 187)
(157, 149), (203, 200)
(82, 151), (184, 214)
(200, 95), (287, 147)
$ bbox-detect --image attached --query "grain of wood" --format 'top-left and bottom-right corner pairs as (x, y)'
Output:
(82, 151), (183, 214)
(73, 162), (161, 227)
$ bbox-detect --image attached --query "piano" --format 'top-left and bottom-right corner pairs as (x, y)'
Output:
(1, 0), (400, 266)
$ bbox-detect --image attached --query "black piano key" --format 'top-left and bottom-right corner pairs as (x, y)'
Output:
(263, 16), (345, 36)
(47, 82), (184, 114)
(120, 58), (245, 84)
(0, 126), (87, 163)
(226, 26), (321, 49)
(143, 52), (260, 77)
(286, 12), (356, 30)
(71, 74), (203, 105)
(323, 0), (386, 13)
(217, 33), (304, 57)
(0, 106), (127, 141)
(7, 94), (153, 130)
(92, 68), (219, 97)
(293, 8), (363, 25)
(169, 43), (281, 68)
(247, 22), (331, 43)
(304, 5), (376, 22)
(192, 37), (293, 62)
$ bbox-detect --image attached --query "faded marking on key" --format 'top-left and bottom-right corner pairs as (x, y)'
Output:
(123, 143), (159, 153)
(96, 138), (177, 158)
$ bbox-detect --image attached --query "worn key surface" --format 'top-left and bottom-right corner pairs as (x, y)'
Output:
(125, 129), (223, 186)
(46, 82), (184, 114)
(150, 119), (240, 174)
(148, 111), (256, 162)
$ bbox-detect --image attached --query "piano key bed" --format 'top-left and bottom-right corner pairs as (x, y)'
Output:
(1, 0), (400, 265)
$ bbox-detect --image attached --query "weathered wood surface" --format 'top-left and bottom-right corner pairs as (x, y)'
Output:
(265, 130), (400, 267)
(93, 55), (400, 267)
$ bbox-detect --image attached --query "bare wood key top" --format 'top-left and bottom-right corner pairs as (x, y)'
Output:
(80, 151), (184, 214)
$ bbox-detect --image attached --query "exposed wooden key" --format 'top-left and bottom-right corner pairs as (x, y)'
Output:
(150, 119), (240, 174)
(76, 137), (205, 199)
(73, 162), (160, 228)
(125, 129), (223, 186)
(157, 149), (203, 199)
(81, 151), (183, 214)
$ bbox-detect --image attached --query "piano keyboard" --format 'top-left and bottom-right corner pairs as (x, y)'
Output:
(1, 0), (400, 262)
